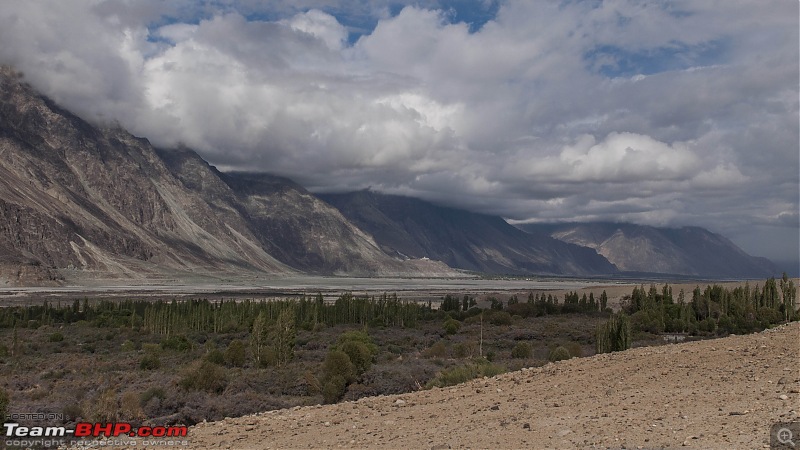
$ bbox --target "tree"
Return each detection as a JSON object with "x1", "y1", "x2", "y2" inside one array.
[
  {"x1": 250, "y1": 311, "x2": 269, "y2": 366},
  {"x1": 600, "y1": 290, "x2": 608, "y2": 311},
  {"x1": 595, "y1": 313, "x2": 631, "y2": 354},
  {"x1": 273, "y1": 308, "x2": 296, "y2": 367}
]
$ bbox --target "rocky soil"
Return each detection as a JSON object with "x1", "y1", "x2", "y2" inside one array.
[{"x1": 140, "y1": 322, "x2": 799, "y2": 449}]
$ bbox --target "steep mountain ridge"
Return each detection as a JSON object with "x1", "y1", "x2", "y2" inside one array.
[
  {"x1": 519, "y1": 222, "x2": 776, "y2": 278},
  {"x1": 319, "y1": 190, "x2": 617, "y2": 276},
  {"x1": 155, "y1": 148, "x2": 435, "y2": 275},
  {"x1": 0, "y1": 67, "x2": 291, "y2": 284}
]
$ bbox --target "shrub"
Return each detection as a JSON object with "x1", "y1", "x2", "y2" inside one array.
[
  {"x1": 140, "y1": 387, "x2": 166, "y2": 405},
  {"x1": 322, "y1": 375, "x2": 347, "y2": 404},
  {"x1": 322, "y1": 350, "x2": 356, "y2": 384},
  {"x1": 423, "y1": 341, "x2": 447, "y2": 359},
  {"x1": 443, "y1": 318, "x2": 461, "y2": 335},
  {"x1": 120, "y1": 391, "x2": 144, "y2": 421},
  {"x1": 205, "y1": 349, "x2": 225, "y2": 365},
  {"x1": 426, "y1": 360, "x2": 507, "y2": 388},
  {"x1": 548, "y1": 346, "x2": 571, "y2": 362},
  {"x1": 160, "y1": 335, "x2": 191, "y2": 352},
  {"x1": 510, "y1": 342, "x2": 532, "y2": 359},
  {"x1": 179, "y1": 361, "x2": 228, "y2": 393},
  {"x1": 121, "y1": 340, "x2": 136, "y2": 352},
  {"x1": 338, "y1": 340, "x2": 373, "y2": 375},
  {"x1": 139, "y1": 353, "x2": 161, "y2": 370},
  {"x1": 224, "y1": 339, "x2": 246, "y2": 367},
  {"x1": 48, "y1": 332, "x2": 64, "y2": 342},
  {"x1": 487, "y1": 310, "x2": 512, "y2": 326}
]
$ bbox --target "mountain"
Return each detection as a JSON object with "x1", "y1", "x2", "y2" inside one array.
[
  {"x1": 155, "y1": 148, "x2": 437, "y2": 276},
  {"x1": 0, "y1": 67, "x2": 292, "y2": 284},
  {"x1": 0, "y1": 67, "x2": 450, "y2": 285},
  {"x1": 318, "y1": 190, "x2": 617, "y2": 276},
  {"x1": 518, "y1": 222, "x2": 776, "y2": 278}
]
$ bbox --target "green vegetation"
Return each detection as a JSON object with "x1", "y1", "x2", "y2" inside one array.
[
  {"x1": 595, "y1": 313, "x2": 632, "y2": 354},
  {"x1": 510, "y1": 342, "x2": 532, "y2": 359},
  {"x1": 0, "y1": 277, "x2": 794, "y2": 429},
  {"x1": 548, "y1": 346, "x2": 572, "y2": 362},
  {"x1": 622, "y1": 274, "x2": 797, "y2": 337},
  {"x1": 426, "y1": 359, "x2": 506, "y2": 388}
]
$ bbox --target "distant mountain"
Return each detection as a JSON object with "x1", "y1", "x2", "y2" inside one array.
[
  {"x1": 0, "y1": 67, "x2": 448, "y2": 285},
  {"x1": 318, "y1": 190, "x2": 617, "y2": 276},
  {"x1": 1, "y1": 65, "x2": 772, "y2": 284},
  {"x1": 518, "y1": 222, "x2": 776, "y2": 278}
]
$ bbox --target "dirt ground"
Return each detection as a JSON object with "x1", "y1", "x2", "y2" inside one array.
[{"x1": 130, "y1": 321, "x2": 799, "y2": 450}]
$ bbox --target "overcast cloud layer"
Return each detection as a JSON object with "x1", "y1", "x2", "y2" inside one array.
[{"x1": 0, "y1": 0, "x2": 797, "y2": 263}]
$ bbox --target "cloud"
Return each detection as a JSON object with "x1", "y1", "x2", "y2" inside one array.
[{"x1": 0, "y1": 0, "x2": 796, "y2": 261}]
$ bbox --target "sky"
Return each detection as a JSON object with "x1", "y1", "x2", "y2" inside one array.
[{"x1": 0, "y1": 0, "x2": 798, "y2": 265}]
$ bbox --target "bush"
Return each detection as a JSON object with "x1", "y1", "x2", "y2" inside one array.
[
  {"x1": 179, "y1": 361, "x2": 228, "y2": 393},
  {"x1": 48, "y1": 332, "x2": 64, "y2": 342},
  {"x1": 139, "y1": 353, "x2": 161, "y2": 370},
  {"x1": 322, "y1": 350, "x2": 356, "y2": 385},
  {"x1": 160, "y1": 335, "x2": 191, "y2": 352},
  {"x1": 426, "y1": 360, "x2": 506, "y2": 388},
  {"x1": 140, "y1": 387, "x2": 166, "y2": 405},
  {"x1": 205, "y1": 349, "x2": 225, "y2": 365},
  {"x1": 510, "y1": 342, "x2": 532, "y2": 359},
  {"x1": 224, "y1": 340, "x2": 246, "y2": 367},
  {"x1": 548, "y1": 346, "x2": 571, "y2": 362},
  {"x1": 322, "y1": 375, "x2": 347, "y2": 404},
  {"x1": 338, "y1": 340, "x2": 373, "y2": 375},
  {"x1": 443, "y1": 318, "x2": 461, "y2": 335},
  {"x1": 423, "y1": 341, "x2": 447, "y2": 359},
  {"x1": 487, "y1": 310, "x2": 512, "y2": 326}
]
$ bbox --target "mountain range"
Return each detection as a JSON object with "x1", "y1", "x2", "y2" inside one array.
[{"x1": 0, "y1": 67, "x2": 777, "y2": 285}]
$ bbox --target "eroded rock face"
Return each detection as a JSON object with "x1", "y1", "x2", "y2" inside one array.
[{"x1": 0, "y1": 67, "x2": 289, "y2": 283}]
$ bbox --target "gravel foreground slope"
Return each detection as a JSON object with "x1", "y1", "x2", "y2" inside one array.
[{"x1": 158, "y1": 323, "x2": 799, "y2": 449}]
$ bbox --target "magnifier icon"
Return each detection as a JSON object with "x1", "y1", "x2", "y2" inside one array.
[{"x1": 778, "y1": 428, "x2": 796, "y2": 447}]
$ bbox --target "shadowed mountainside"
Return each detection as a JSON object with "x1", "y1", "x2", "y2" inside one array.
[{"x1": 319, "y1": 190, "x2": 617, "y2": 276}]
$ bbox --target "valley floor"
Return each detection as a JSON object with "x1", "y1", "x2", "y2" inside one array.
[{"x1": 137, "y1": 322, "x2": 799, "y2": 449}]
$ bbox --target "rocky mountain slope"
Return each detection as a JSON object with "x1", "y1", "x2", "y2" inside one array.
[
  {"x1": 519, "y1": 222, "x2": 776, "y2": 278},
  {"x1": 0, "y1": 67, "x2": 291, "y2": 284},
  {"x1": 142, "y1": 322, "x2": 799, "y2": 449},
  {"x1": 155, "y1": 148, "x2": 435, "y2": 276},
  {"x1": 319, "y1": 191, "x2": 617, "y2": 276},
  {"x1": 0, "y1": 68, "x2": 451, "y2": 284}
]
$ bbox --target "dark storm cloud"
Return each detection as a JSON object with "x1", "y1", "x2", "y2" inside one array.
[{"x1": 0, "y1": 0, "x2": 796, "y2": 261}]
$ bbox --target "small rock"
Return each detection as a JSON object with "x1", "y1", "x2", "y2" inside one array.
[
  {"x1": 490, "y1": 405, "x2": 500, "y2": 411},
  {"x1": 395, "y1": 399, "x2": 406, "y2": 406},
  {"x1": 324, "y1": 422, "x2": 331, "y2": 427},
  {"x1": 523, "y1": 423, "x2": 531, "y2": 430},
  {"x1": 780, "y1": 394, "x2": 789, "y2": 400},
  {"x1": 778, "y1": 377, "x2": 787, "y2": 385}
]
